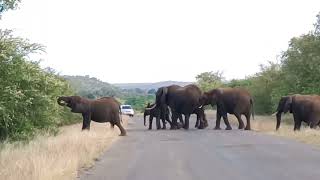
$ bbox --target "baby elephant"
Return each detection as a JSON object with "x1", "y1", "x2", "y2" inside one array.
[
  {"x1": 144, "y1": 103, "x2": 171, "y2": 130},
  {"x1": 57, "y1": 96, "x2": 126, "y2": 136}
]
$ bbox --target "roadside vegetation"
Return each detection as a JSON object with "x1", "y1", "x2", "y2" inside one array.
[
  {"x1": 0, "y1": 117, "x2": 128, "y2": 180},
  {"x1": 196, "y1": 12, "x2": 320, "y2": 115}
]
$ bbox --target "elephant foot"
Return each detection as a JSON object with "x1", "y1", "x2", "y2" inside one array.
[
  {"x1": 238, "y1": 124, "x2": 244, "y2": 129},
  {"x1": 170, "y1": 126, "x2": 178, "y2": 130},
  {"x1": 148, "y1": 127, "x2": 152, "y2": 130},
  {"x1": 244, "y1": 126, "x2": 251, "y2": 130},
  {"x1": 225, "y1": 126, "x2": 232, "y2": 130},
  {"x1": 119, "y1": 132, "x2": 127, "y2": 136},
  {"x1": 183, "y1": 126, "x2": 189, "y2": 130},
  {"x1": 214, "y1": 126, "x2": 222, "y2": 130},
  {"x1": 177, "y1": 122, "x2": 183, "y2": 129},
  {"x1": 162, "y1": 127, "x2": 166, "y2": 130}
]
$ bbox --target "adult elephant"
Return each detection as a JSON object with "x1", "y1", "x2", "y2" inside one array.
[
  {"x1": 275, "y1": 95, "x2": 320, "y2": 131},
  {"x1": 57, "y1": 96, "x2": 126, "y2": 136},
  {"x1": 200, "y1": 88, "x2": 254, "y2": 130},
  {"x1": 146, "y1": 84, "x2": 204, "y2": 129}
]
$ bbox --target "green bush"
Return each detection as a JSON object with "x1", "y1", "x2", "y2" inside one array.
[{"x1": 0, "y1": 30, "x2": 79, "y2": 141}]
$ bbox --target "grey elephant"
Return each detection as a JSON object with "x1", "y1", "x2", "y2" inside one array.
[
  {"x1": 200, "y1": 88, "x2": 254, "y2": 130},
  {"x1": 146, "y1": 84, "x2": 204, "y2": 130},
  {"x1": 275, "y1": 95, "x2": 320, "y2": 131},
  {"x1": 57, "y1": 96, "x2": 126, "y2": 136}
]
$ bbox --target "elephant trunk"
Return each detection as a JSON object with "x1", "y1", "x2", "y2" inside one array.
[
  {"x1": 57, "y1": 96, "x2": 67, "y2": 106},
  {"x1": 145, "y1": 103, "x2": 156, "y2": 110},
  {"x1": 276, "y1": 112, "x2": 282, "y2": 130},
  {"x1": 144, "y1": 113, "x2": 147, "y2": 126}
]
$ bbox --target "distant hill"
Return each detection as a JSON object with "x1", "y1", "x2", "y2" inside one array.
[
  {"x1": 114, "y1": 81, "x2": 194, "y2": 90},
  {"x1": 63, "y1": 75, "x2": 122, "y2": 98}
]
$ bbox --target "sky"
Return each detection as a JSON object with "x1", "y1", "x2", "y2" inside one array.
[{"x1": 0, "y1": 0, "x2": 319, "y2": 83}]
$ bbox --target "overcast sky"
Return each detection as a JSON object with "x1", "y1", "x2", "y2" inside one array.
[{"x1": 0, "y1": 0, "x2": 319, "y2": 83}]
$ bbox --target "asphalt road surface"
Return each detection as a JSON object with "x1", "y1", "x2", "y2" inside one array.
[{"x1": 80, "y1": 114, "x2": 320, "y2": 180}]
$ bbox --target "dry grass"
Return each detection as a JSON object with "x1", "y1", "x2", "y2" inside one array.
[
  {"x1": 0, "y1": 116, "x2": 128, "y2": 180},
  {"x1": 250, "y1": 116, "x2": 320, "y2": 147},
  {"x1": 209, "y1": 111, "x2": 320, "y2": 147}
]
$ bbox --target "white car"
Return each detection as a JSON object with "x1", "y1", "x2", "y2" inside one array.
[{"x1": 120, "y1": 105, "x2": 134, "y2": 117}]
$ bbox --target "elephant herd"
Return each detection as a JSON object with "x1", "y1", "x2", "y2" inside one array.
[
  {"x1": 144, "y1": 84, "x2": 254, "y2": 131},
  {"x1": 56, "y1": 85, "x2": 320, "y2": 136}
]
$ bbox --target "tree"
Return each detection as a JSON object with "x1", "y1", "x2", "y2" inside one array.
[
  {"x1": 314, "y1": 12, "x2": 320, "y2": 35},
  {"x1": 0, "y1": 30, "x2": 79, "y2": 140},
  {"x1": 196, "y1": 71, "x2": 224, "y2": 91},
  {"x1": 147, "y1": 89, "x2": 156, "y2": 94},
  {"x1": 0, "y1": 0, "x2": 21, "y2": 17}
]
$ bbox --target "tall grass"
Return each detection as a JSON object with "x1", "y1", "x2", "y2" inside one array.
[
  {"x1": 204, "y1": 110, "x2": 320, "y2": 147},
  {"x1": 0, "y1": 117, "x2": 128, "y2": 180}
]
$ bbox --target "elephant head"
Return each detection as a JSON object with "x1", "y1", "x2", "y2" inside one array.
[
  {"x1": 57, "y1": 96, "x2": 89, "y2": 113},
  {"x1": 275, "y1": 96, "x2": 292, "y2": 130},
  {"x1": 155, "y1": 87, "x2": 168, "y2": 107},
  {"x1": 200, "y1": 89, "x2": 223, "y2": 106},
  {"x1": 145, "y1": 87, "x2": 168, "y2": 111}
]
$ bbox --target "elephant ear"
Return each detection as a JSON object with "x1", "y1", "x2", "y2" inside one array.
[
  {"x1": 283, "y1": 96, "x2": 292, "y2": 113},
  {"x1": 160, "y1": 87, "x2": 168, "y2": 105}
]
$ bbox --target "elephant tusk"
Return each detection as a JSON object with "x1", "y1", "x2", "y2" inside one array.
[
  {"x1": 145, "y1": 104, "x2": 157, "y2": 110},
  {"x1": 198, "y1": 105, "x2": 203, "y2": 109},
  {"x1": 271, "y1": 112, "x2": 277, "y2": 116}
]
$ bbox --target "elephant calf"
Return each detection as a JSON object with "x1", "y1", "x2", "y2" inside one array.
[
  {"x1": 57, "y1": 96, "x2": 126, "y2": 136},
  {"x1": 144, "y1": 103, "x2": 172, "y2": 130}
]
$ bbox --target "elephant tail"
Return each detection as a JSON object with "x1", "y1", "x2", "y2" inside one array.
[
  {"x1": 250, "y1": 98, "x2": 255, "y2": 120},
  {"x1": 119, "y1": 105, "x2": 123, "y2": 123}
]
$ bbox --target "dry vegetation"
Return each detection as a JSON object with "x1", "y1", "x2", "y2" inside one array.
[
  {"x1": 218, "y1": 111, "x2": 320, "y2": 147},
  {"x1": 0, "y1": 116, "x2": 128, "y2": 180}
]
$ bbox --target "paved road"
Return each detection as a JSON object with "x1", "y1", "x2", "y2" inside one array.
[{"x1": 80, "y1": 115, "x2": 320, "y2": 180}]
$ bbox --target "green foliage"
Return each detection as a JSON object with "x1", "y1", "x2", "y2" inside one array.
[
  {"x1": 0, "y1": 30, "x2": 79, "y2": 141},
  {"x1": 124, "y1": 95, "x2": 155, "y2": 112},
  {"x1": 196, "y1": 71, "x2": 224, "y2": 92},
  {"x1": 64, "y1": 75, "x2": 121, "y2": 98},
  {"x1": 0, "y1": 0, "x2": 20, "y2": 17}
]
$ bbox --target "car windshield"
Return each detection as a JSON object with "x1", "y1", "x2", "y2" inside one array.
[{"x1": 122, "y1": 105, "x2": 132, "y2": 109}]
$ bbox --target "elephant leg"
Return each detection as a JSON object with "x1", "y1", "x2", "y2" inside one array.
[
  {"x1": 293, "y1": 114, "x2": 301, "y2": 131},
  {"x1": 171, "y1": 112, "x2": 179, "y2": 129},
  {"x1": 184, "y1": 114, "x2": 190, "y2": 130},
  {"x1": 234, "y1": 113, "x2": 245, "y2": 129},
  {"x1": 214, "y1": 112, "x2": 222, "y2": 130},
  {"x1": 195, "y1": 114, "x2": 200, "y2": 128},
  {"x1": 309, "y1": 117, "x2": 319, "y2": 129},
  {"x1": 244, "y1": 112, "x2": 251, "y2": 130},
  {"x1": 156, "y1": 115, "x2": 161, "y2": 130},
  {"x1": 115, "y1": 120, "x2": 127, "y2": 136},
  {"x1": 82, "y1": 113, "x2": 91, "y2": 130},
  {"x1": 161, "y1": 118, "x2": 166, "y2": 129},
  {"x1": 110, "y1": 122, "x2": 115, "y2": 129},
  {"x1": 165, "y1": 114, "x2": 173, "y2": 127},
  {"x1": 148, "y1": 116, "x2": 153, "y2": 130},
  {"x1": 178, "y1": 114, "x2": 184, "y2": 127},
  {"x1": 222, "y1": 114, "x2": 232, "y2": 130},
  {"x1": 294, "y1": 121, "x2": 302, "y2": 131}
]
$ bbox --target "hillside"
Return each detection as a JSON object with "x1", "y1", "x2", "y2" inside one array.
[
  {"x1": 114, "y1": 81, "x2": 194, "y2": 90},
  {"x1": 63, "y1": 75, "x2": 122, "y2": 98}
]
